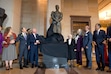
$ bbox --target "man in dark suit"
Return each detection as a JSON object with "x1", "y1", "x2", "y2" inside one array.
[
  {"x1": 28, "y1": 28, "x2": 40, "y2": 68},
  {"x1": 107, "y1": 24, "x2": 111, "y2": 72},
  {"x1": 83, "y1": 25, "x2": 93, "y2": 69},
  {"x1": 93, "y1": 23, "x2": 106, "y2": 71},
  {"x1": 16, "y1": 27, "x2": 28, "y2": 69}
]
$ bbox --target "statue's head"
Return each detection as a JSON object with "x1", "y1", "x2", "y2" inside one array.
[{"x1": 55, "y1": 5, "x2": 59, "y2": 11}]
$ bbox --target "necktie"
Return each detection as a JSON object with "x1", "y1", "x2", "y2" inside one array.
[{"x1": 24, "y1": 33, "x2": 27, "y2": 40}]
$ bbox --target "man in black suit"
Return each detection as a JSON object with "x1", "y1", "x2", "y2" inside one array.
[
  {"x1": 16, "y1": 27, "x2": 28, "y2": 69},
  {"x1": 93, "y1": 23, "x2": 106, "y2": 71},
  {"x1": 28, "y1": 28, "x2": 40, "y2": 68},
  {"x1": 107, "y1": 24, "x2": 111, "y2": 72}
]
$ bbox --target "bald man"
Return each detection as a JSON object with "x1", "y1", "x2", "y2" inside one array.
[{"x1": 28, "y1": 28, "x2": 40, "y2": 68}]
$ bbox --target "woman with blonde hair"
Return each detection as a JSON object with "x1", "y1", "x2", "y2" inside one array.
[
  {"x1": 74, "y1": 29, "x2": 83, "y2": 67},
  {"x1": 2, "y1": 27, "x2": 17, "y2": 70},
  {"x1": 66, "y1": 34, "x2": 76, "y2": 67}
]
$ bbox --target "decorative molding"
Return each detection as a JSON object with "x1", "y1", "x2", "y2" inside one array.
[{"x1": 98, "y1": 0, "x2": 111, "y2": 10}]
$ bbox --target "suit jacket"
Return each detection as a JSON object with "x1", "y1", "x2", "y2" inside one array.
[
  {"x1": 107, "y1": 26, "x2": 111, "y2": 38},
  {"x1": 66, "y1": 38, "x2": 75, "y2": 49},
  {"x1": 75, "y1": 35, "x2": 83, "y2": 52},
  {"x1": 16, "y1": 33, "x2": 28, "y2": 50},
  {"x1": 93, "y1": 30, "x2": 106, "y2": 45},
  {"x1": 28, "y1": 33, "x2": 39, "y2": 46},
  {"x1": 83, "y1": 31, "x2": 93, "y2": 48}
]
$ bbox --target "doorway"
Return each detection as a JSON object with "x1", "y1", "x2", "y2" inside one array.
[
  {"x1": 70, "y1": 15, "x2": 91, "y2": 36},
  {"x1": 72, "y1": 22, "x2": 88, "y2": 35}
]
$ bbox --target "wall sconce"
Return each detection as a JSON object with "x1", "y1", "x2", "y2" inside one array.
[{"x1": 104, "y1": 12, "x2": 111, "y2": 20}]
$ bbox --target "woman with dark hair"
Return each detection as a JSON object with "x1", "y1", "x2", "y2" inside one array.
[
  {"x1": 2, "y1": 27, "x2": 17, "y2": 70},
  {"x1": 0, "y1": 26, "x2": 4, "y2": 55}
]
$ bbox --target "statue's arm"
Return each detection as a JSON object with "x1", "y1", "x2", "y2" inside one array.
[
  {"x1": 0, "y1": 8, "x2": 5, "y2": 17},
  {"x1": 58, "y1": 12, "x2": 63, "y2": 22},
  {"x1": 51, "y1": 11, "x2": 58, "y2": 22}
]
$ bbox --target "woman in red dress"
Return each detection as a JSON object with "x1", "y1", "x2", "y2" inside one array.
[{"x1": 2, "y1": 27, "x2": 17, "y2": 70}]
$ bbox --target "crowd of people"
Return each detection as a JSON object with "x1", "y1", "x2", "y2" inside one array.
[
  {"x1": 67, "y1": 24, "x2": 111, "y2": 73},
  {"x1": 0, "y1": 27, "x2": 40, "y2": 70},
  {"x1": 0, "y1": 23, "x2": 111, "y2": 73}
]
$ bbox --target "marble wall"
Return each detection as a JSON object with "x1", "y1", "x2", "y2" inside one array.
[
  {"x1": 0, "y1": 0, "x2": 21, "y2": 35},
  {"x1": 21, "y1": 0, "x2": 47, "y2": 35},
  {"x1": 61, "y1": 0, "x2": 99, "y2": 40},
  {"x1": 0, "y1": 0, "x2": 99, "y2": 39}
]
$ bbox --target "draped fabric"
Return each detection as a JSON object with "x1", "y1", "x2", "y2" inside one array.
[{"x1": 40, "y1": 43, "x2": 68, "y2": 58}]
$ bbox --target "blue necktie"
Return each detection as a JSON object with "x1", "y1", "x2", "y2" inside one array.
[{"x1": 24, "y1": 34, "x2": 27, "y2": 40}]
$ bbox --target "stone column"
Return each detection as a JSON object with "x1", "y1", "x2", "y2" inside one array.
[
  {"x1": 46, "y1": 0, "x2": 61, "y2": 30},
  {"x1": 0, "y1": 0, "x2": 22, "y2": 35}
]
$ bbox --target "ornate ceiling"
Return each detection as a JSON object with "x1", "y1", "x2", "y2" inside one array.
[{"x1": 98, "y1": 0, "x2": 111, "y2": 20}]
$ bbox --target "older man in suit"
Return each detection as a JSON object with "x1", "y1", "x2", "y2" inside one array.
[
  {"x1": 28, "y1": 28, "x2": 40, "y2": 68},
  {"x1": 16, "y1": 27, "x2": 28, "y2": 69},
  {"x1": 83, "y1": 25, "x2": 93, "y2": 69},
  {"x1": 107, "y1": 25, "x2": 111, "y2": 72},
  {"x1": 93, "y1": 23, "x2": 106, "y2": 71}
]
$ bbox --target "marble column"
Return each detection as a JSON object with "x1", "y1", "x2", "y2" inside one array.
[{"x1": 0, "y1": 0, "x2": 22, "y2": 35}]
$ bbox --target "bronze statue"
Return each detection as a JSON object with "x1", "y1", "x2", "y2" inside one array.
[
  {"x1": 51, "y1": 5, "x2": 63, "y2": 34},
  {"x1": 0, "y1": 8, "x2": 7, "y2": 27}
]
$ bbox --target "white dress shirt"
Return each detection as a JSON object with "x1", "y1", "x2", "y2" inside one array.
[
  {"x1": 33, "y1": 33, "x2": 36, "y2": 39},
  {"x1": 75, "y1": 35, "x2": 79, "y2": 44},
  {"x1": 68, "y1": 38, "x2": 72, "y2": 45},
  {"x1": 97, "y1": 29, "x2": 100, "y2": 35}
]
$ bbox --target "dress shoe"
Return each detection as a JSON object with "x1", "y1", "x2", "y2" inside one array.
[
  {"x1": 31, "y1": 64, "x2": 34, "y2": 68},
  {"x1": 78, "y1": 65, "x2": 82, "y2": 68},
  {"x1": 107, "y1": 69, "x2": 111, "y2": 72},
  {"x1": 10, "y1": 67, "x2": 13, "y2": 70},
  {"x1": 75, "y1": 64, "x2": 79, "y2": 67},
  {"x1": 35, "y1": 65, "x2": 38, "y2": 67},
  {"x1": 9, "y1": 66, "x2": 13, "y2": 70},
  {"x1": 6, "y1": 67, "x2": 9, "y2": 70},
  {"x1": 23, "y1": 65, "x2": 28, "y2": 68},
  {"x1": 83, "y1": 66, "x2": 88, "y2": 68},
  {"x1": 20, "y1": 66, "x2": 23, "y2": 69},
  {"x1": 100, "y1": 68, "x2": 104, "y2": 71},
  {"x1": 87, "y1": 67, "x2": 92, "y2": 69},
  {"x1": 96, "y1": 67, "x2": 100, "y2": 70}
]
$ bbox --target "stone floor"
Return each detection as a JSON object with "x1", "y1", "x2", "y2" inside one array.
[{"x1": 0, "y1": 61, "x2": 110, "y2": 74}]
